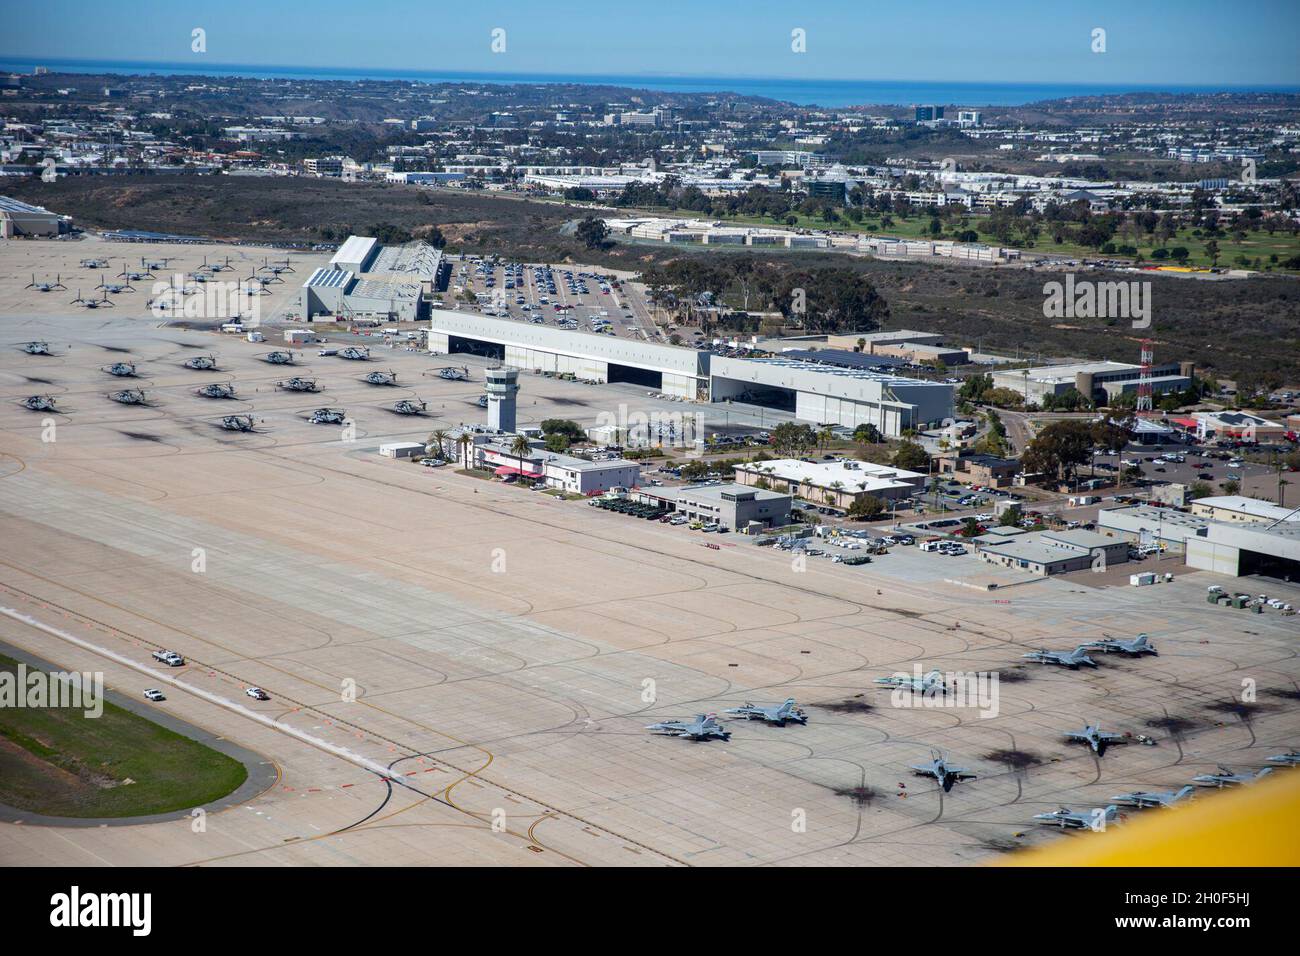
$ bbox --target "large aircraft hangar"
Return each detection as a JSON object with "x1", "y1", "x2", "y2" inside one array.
[
  {"x1": 427, "y1": 309, "x2": 708, "y2": 398},
  {"x1": 709, "y1": 355, "x2": 955, "y2": 437}
]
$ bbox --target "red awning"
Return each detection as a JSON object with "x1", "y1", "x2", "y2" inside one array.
[{"x1": 494, "y1": 465, "x2": 541, "y2": 477}]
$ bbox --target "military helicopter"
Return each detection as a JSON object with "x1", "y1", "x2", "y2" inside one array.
[
  {"x1": 259, "y1": 256, "x2": 294, "y2": 277},
  {"x1": 276, "y1": 377, "x2": 319, "y2": 392},
  {"x1": 97, "y1": 277, "x2": 135, "y2": 294},
  {"x1": 201, "y1": 255, "x2": 233, "y2": 273},
  {"x1": 20, "y1": 341, "x2": 51, "y2": 355},
  {"x1": 337, "y1": 346, "x2": 370, "y2": 361},
  {"x1": 196, "y1": 382, "x2": 237, "y2": 399},
  {"x1": 103, "y1": 361, "x2": 138, "y2": 377},
  {"x1": 182, "y1": 354, "x2": 219, "y2": 371},
  {"x1": 108, "y1": 389, "x2": 149, "y2": 406},
  {"x1": 362, "y1": 369, "x2": 399, "y2": 386},
  {"x1": 22, "y1": 395, "x2": 58, "y2": 412},
  {"x1": 391, "y1": 397, "x2": 428, "y2": 416},
  {"x1": 477, "y1": 394, "x2": 490, "y2": 408},
  {"x1": 71, "y1": 289, "x2": 115, "y2": 309},
  {"x1": 118, "y1": 266, "x2": 151, "y2": 282},
  {"x1": 309, "y1": 408, "x2": 348, "y2": 425},
  {"x1": 143, "y1": 256, "x2": 173, "y2": 272},
  {"x1": 242, "y1": 274, "x2": 272, "y2": 295},
  {"x1": 435, "y1": 366, "x2": 469, "y2": 381},
  {"x1": 263, "y1": 350, "x2": 296, "y2": 365},
  {"x1": 220, "y1": 415, "x2": 257, "y2": 432},
  {"x1": 80, "y1": 257, "x2": 109, "y2": 269},
  {"x1": 25, "y1": 274, "x2": 66, "y2": 292}
]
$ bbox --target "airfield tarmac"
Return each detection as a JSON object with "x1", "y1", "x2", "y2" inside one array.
[{"x1": 1, "y1": 240, "x2": 1299, "y2": 867}]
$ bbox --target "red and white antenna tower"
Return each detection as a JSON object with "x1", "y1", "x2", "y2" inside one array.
[{"x1": 1136, "y1": 339, "x2": 1154, "y2": 415}]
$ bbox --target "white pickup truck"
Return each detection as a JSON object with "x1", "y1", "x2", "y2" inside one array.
[{"x1": 151, "y1": 649, "x2": 185, "y2": 666}]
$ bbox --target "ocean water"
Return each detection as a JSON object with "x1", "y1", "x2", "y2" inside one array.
[{"x1": 4, "y1": 57, "x2": 1295, "y2": 107}]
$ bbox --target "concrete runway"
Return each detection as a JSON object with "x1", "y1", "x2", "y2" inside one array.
[{"x1": 1, "y1": 239, "x2": 1298, "y2": 867}]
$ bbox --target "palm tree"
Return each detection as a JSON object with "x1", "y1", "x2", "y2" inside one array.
[
  {"x1": 818, "y1": 426, "x2": 835, "y2": 451},
  {"x1": 456, "y1": 432, "x2": 472, "y2": 469},
  {"x1": 510, "y1": 434, "x2": 532, "y2": 482},
  {"x1": 426, "y1": 428, "x2": 449, "y2": 460}
]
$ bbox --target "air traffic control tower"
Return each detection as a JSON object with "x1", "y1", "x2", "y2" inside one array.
[{"x1": 485, "y1": 366, "x2": 519, "y2": 432}]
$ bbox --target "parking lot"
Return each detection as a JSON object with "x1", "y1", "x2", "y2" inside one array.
[{"x1": 445, "y1": 254, "x2": 664, "y2": 342}]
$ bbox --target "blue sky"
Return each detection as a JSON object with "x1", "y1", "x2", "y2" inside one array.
[{"x1": 3, "y1": 0, "x2": 1297, "y2": 86}]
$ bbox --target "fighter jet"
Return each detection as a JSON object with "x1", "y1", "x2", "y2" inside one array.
[
  {"x1": 724, "y1": 698, "x2": 807, "y2": 726},
  {"x1": 337, "y1": 346, "x2": 370, "y2": 361},
  {"x1": 182, "y1": 354, "x2": 219, "y2": 371},
  {"x1": 1086, "y1": 633, "x2": 1158, "y2": 657},
  {"x1": 1266, "y1": 750, "x2": 1300, "y2": 767},
  {"x1": 103, "y1": 362, "x2": 138, "y2": 377},
  {"x1": 1033, "y1": 806, "x2": 1120, "y2": 830},
  {"x1": 362, "y1": 369, "x2": 399, "y2": 386},
  {"x1": 645, "y1": 714, "x2": 731, "y2": 741},
  {"x1": 25, "y1": 274, "x2": 66, "y2": 292},
  {"x1": 220, "y1": 415, "x2": 257, "y2": 432},
  {"x1": 276, "y1": 377, "x2": 319, "y2": 392},
  {"x1": 22, "y1": 395, "x2": 57, "y2": 412},
  {"x1": 20, "y1": 341, "x2": 51, "y2": 355},
  {"x1": 108, "y1": 389, "x2": 148, "y2": 406},
  {"x1": 264, "y1": 351, "x2": 296, "y2": 365},
  {"x1": 1064, "y1": 723, "x2": 1130, "y2": 757},
  {"x1": 909, "y1": 750, "x2": 977, "y2": 792},
  {"x1": 309, "y1": 408, "x2": 347, "y2": 425},
  {"x1": 1192, "y1": 766, "x2": 1275, "y2": 788},
  {"x1": 196, "y1": 383, "x2": 237, "y2": 399},
  {"x1": 875, "y1": 668, "x2": 949, "y2": 695},
  {"x1": 1022, "y1": 645, "x2": 1099, "y2": 669},
  {"x1": 392, "y1": 398, "x2": 427, "y2": 415},
  {"x1": 1110, "y1": 786, "x2": 1196, "y2": 809}
]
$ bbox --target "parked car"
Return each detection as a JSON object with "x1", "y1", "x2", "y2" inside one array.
[
  {"x1": 143, "y1": 688, "x2": 166, "y2": 702},
  {"x1": 245, "y1": 687, "x2": 270, "y2": 701}
]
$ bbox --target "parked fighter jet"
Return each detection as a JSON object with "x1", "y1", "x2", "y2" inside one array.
[
  {"x1": 337, "y1": 346, "x2": 370, "y2": 360},
  {"x1": 220, "y1": 415, "x2": 257, "y2": 432},
  {"x1": 22, "y1": 395, "x2": 57, "y2": 412},
  {"x1": 25, "y1": 274, "x2": 66, "y2": 292},
  {"x1": 276, "y1": 377, "x2": 318, "y2": 392},
  {"x1": 1109, "y1": 786, "x2": 1196, "y2": 809},
  {"x1": 309, "y1": 408, "x2": 347, "y2": 425},
  {"x1": 1064, "y1": 723, "x2": 1130, "y2": 757},
  {"x1": 1086, "y1": 633, "x2": 1157, "y2": 657},
  {"x1": 103, "y1": 362, "x2": 137, "y2": 377},
  {"x1": 108, "y1": 389, "x2": 148, "y2": 405},
  {"x1": 182, "y1": 354, "x2": 219, "y2": 371},
  {"x1": 264, "y1": 350, "x2": 296, "y2": 365},
  {"x1": 875, "y1": 668, "x2": 948, "y2": 695},
  {"x1": 1192, "y1": 766, "x2": 1274, "y2": 788},
  {"x1": 645, "y1": 714, "x2": 731, "y2": 741},
  {"x1": 724, "y1": 698, "x2": 807, "y2": 726},
  {"x1": 391, "y1": 398, "x2": 427, "y2": 415},
  {"x1": 1266, "y1": 750, "x2": 1300, "y2": 767},
  {"x1": 20, "y1": 341, "x2": 51, "y2": 355},
  {"x1": 196, "y1": 383, "x2": 237, "y2": 399},
  {"x1": 362, "y1": 369, "x2": 399, "y2": 386},
  {"x1": 1022, "y1": 645, "x2": 1099, "y2": 669},
  {"x1": 910, "y1": 751, "x2": 977, "y2": 792},
  {"x1": 1033, "y1": 805, "x2": 1120, "y2": 830}
]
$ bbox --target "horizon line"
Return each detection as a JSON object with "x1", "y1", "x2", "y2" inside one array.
[{"x1": 3, "y1": 55, "x2": 1298, "y2": 93}]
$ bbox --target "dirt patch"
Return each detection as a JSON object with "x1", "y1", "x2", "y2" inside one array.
[
  {"x1": 1145, "y1": 715, "x2": 1200, "y2": 739},
  {"x1": 119, "y1": 431, "x2": 164, "y2": 443},
  {"x1": 833, "y1": 784, "x2": 879, "y2": 806},
  {"x1": 982, "y1": 748, "x2": 1043, "y2": 770},
  {"x1": 814, "y1": 697, "x2": 873, "y2": 715}
]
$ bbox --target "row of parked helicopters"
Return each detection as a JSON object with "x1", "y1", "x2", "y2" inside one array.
[{"x1": 24, "y1": 256, "x2": 298, "y2": 307}]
